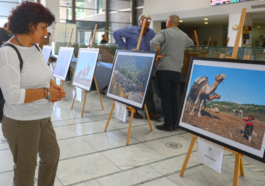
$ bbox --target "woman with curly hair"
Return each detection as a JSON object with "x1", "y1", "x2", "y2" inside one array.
[{"x1": 0, "y1": 2, "x2": 65, "y2": 186}]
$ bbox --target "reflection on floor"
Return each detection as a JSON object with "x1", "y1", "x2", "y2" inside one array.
[{"x1": 0, "y1": 81, "x2": 265, "y2": 186}]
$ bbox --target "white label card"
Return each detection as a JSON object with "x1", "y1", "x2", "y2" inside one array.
[
  {"x1": 115, "y1": 101, "x2": 127, "y2": 122},
  {"x1": 76, "y1": 87, "x2": 83, "y2": 102},
  {"x1": 197, "y1": 137, "x2": 224, "y2": 174}
]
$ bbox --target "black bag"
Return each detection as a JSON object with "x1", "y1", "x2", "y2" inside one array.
[{"x1": 0, "y1": 43, "x2": 40, "y2": 122}]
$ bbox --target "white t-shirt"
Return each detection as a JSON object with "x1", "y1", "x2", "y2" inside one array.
[{"x1": 0, "y1": 42, "x2": 53, "y2": 121}]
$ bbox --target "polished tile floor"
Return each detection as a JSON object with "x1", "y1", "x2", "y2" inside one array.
[{"x1": 0, "y1": 82, "x2": 265, "y2": 186}]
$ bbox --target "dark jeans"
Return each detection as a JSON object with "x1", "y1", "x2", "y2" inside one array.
[{"x1": 157, "y1": 70, "x2": 181, "y2": 128}]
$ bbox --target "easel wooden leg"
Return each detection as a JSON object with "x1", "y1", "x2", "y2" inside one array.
[
  {"x1": 126, "y1": 108, "x2": 135, "y2": 146},
  {"x1": 180, "y1": 135, "x2": 198, "y2": 177},
  {"x1": 105, "y1": 102, "x2": 115, "y2": 132},
  {"x1": 94, "y1": 76, "x2": 104, "y2": 110},
  {"x1": 233, "y1": 153, "x2": 241, "y2": 186},
  {"x1": 144, "y1": 104, "x2": 153, "y2": 131},
  {"x1": 81, "y1": 91, "x2": 88, "y2": 117},
  {"x1": 239, "y1": 154, "x2": 245, "y2": 177},
  {"x1": 70, "y1": 66, "x2": 74, "y2": 76},
  {"x1": 71, "y1": 90, "x2": 77, "y2": 109}
]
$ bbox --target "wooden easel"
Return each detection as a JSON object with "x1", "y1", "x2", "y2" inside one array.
[
  {"x1": 207, "y1": 37, "x2": 211, "y2": 46},
  {"x1": 71, "y1": 24, "x2": 104, "y2": 117},
  {"x1": 194, "y1": 30, "x2": 199, "y2": 46},
  {"x1": 104, "y1": 20, "x2": 154, "y2": 145},
  {"x1": 180, "y1": 8, "x2": 247, "y2": 186}
]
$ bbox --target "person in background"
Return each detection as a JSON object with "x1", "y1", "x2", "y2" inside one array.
[
  {"x1": 262, "y1": 39, "x2": 265, "y2": 47},
  {"x1": 0, "y1": 2, "x2": 65, "y2": 186},
  {"x1": 0, "y1": 22, "x2": 12, "y2": 46},
  {"x1": 151, "y1": 15, "x2": 194, "y2": 131},
  {"x1": 113, "y1": 14, "x2": 161, "y2": 121},
  {"x1": 100, "y1": 33, "x2": 108, "y2": 43}
]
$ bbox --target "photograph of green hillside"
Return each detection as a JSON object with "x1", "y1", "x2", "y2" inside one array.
[{"x1": 107, "y1": 52, "x2": 155, "y2": 108}]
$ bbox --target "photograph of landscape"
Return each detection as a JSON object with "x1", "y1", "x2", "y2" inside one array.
[
  {"x1": 107, "y1": 52, "x2": 155, "y2": 108},
  {"x1": 72, "y1": 50, "x2": 98, "y2": 91},
  {"x1": 54, "y1": 48, "x2": 74, "y2": 80},
  {"x1": 180, "y1": 63, "x2": 265, "y2": 152}
]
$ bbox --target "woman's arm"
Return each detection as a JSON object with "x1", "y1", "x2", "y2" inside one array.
[{"x1": 24, "y1": 88, "x2": 61, "y2": 103}]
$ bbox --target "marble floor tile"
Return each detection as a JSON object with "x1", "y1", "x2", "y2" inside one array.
[
  {"x1": 167, "y1": 165, "x2": 254, "y2": 186},
  {"x1": 82, "y1": 130, "x2": 139, "y2": 151},
  {"x1": 106, "y1": 118, "x2": 149, "y2": 130},
  {"x1": 73, "y1": 180, "x2": 102, "y2": 186},
  {"x1": 67, "y1": 120, "x2": 116, "y2": 136},
  {"x1": 222, "y1": 155, "x2": 265, "y2": 185},
  {"x1": 51, "y1": 104, "x2": 80, "y2": 121},
  {"x1": 54, "y1": 126, "x2": 79, "y2": 140},
  {"x1": 144, "y1": 135, "x2": 198, "y2": 158},
  {"x1": 52, "y1": 114, "x2": 111, "y2": 128},
  {"x1": 0, "y1": 149, "x2": 13, "y2": 173},
  {"x1": 0, "y1": 130, "x2": 9, "y2": 150},
  {"x1": 56, "y1": 153, "x2": 120, "y2": 185},
  {"x1": 97, "y1": 166, "x2": 162, "y2": 186},
  {"x1": 0, "y1": 167, "x2": 63, "y2": 186},
  {"x1": 58, "y1": 137, "x2": 97, "y2": 160},
  {"x1": 149, "y1": 152, "x2": 201, "y2": 175},
  {"x1": 101, "y1": 144, "x2": 166, "y2": 170},
  {"x1": 138, "y1": 177, "x2": 179, "y2": 186},
  {"x1": 119, "y1": 125, "x2": 183, "y2": 142}
]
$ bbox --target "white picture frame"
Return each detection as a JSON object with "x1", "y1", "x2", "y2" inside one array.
[
  {"x1": 53, "y1": 47, "x2": 74, "y2": 81},
  {"x1": 72, "y1": 48, "x2": 99, "y2": 91},
  {"x1": 106, "y1": 50, "x2": 156, "y2": 109},
  {"x1": 178, "y1": 57, "x2": 265, "y2": 162},
  {"x1": 42, "y1": 45, "x2": 52, "y2": 64}
]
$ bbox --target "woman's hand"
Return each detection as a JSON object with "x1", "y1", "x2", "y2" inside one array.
[
  {"x1": 48, "y1": 87, "x2": 61, "y2": 101},
  {"x1": 50, "y1": 79, "x2": 66, "y2": 102}
]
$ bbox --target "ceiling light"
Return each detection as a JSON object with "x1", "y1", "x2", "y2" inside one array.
[
  {"x1": 257, "y1": 26, "x2": 261, "y2": 28},
  {"x1": 205, "y1": 22, "x2": 208, "y2": 24},
  {"x1": 179, "y1": 20, "x2": 183, "y2": 22},
  {"x1": 204, "y1": 18, "x2": 208, "y2": 20}
]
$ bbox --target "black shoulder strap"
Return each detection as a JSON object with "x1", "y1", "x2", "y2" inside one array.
[
  {"x1": 1, "y1": 43, "x2": 23, "y2": 72},
  {"x1": 32, "y1": 43, "x2": 41, "y2": 52}
]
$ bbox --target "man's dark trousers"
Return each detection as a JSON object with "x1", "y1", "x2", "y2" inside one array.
[
  {"x1": 144, "y1": 82, "x2": 156, "y2": 114},
  {"x1": 157, "y1": 70, "x2": 181, "y2": 128}
]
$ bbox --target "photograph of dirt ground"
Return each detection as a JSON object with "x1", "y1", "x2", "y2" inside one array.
[
  {"x1": 108, "y1": 54, "x2": 153, "y2": 104},
  {"x1": 181, "y1": 64, "x2": 265, "y2": 150},
  {"x1": 73, "y1": 51, "x2": 98, "y2": 90}
]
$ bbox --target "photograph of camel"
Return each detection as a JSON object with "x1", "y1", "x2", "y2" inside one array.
[
  {"x1": 72, "y1": 48, "x2": 99, "y2": 91},
  {"x1": 179, "y1": 58, "x2": 265, "y2": 161},
  {"x1": 42, "y1": 45, "x2": 52, "y2": 64},
  {"x1": 53, "y1": 47, "x2": 74, "y2": 80},
  {"x1": 107, "y1": 50, "x2": 156, "y2": 109}
]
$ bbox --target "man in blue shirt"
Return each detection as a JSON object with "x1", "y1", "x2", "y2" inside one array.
[{"x1": 113, "y1": 14, "x2": 161, "y2": 120}]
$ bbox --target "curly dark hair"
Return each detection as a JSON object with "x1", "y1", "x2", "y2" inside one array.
[{"x1": 8, "y1": 2, "x2": 55, "y2": 35}]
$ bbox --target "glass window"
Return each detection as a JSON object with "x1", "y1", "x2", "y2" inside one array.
[
  {"x1": 60, "y1": 0, "x2": 72, "y2": 21},
  {"x1": 75, "y1": 0, "x2": 106, "y2": 22}
]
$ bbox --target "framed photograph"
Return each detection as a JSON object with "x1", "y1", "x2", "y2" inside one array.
[
  {"x1": 106, "y1": 50, "x2": 156, "y2": 110},
  {"x1": 42, "y1": 45, "x2": 52, "y2": 64},
  {"x1": 72, "y1": 48, "x2": 99, "y2": 91},
  {"x1": 53, "y1": 47, "x2": 74, "y2": 81},
  {"x1": 178, "y1": 57, "x2": 265, "y2": 162}
]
